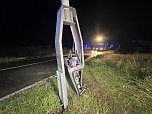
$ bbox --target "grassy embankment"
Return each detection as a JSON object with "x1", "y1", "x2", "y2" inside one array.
[
  {"x1": 0, "y1": 51, "x2": 152, "y2": 114},
  {"x1": 66, "y1": 52, "x2": 152, "y2": 114},
  {"x1": 0, "y1": 57, "x2": 27, "y2": 64},
  {"x1": 0, "y1": 49, "x2": 69, "y2": 65},
  {"x1": 0, "y1": 79, "x2": 62, "y2": 114}
]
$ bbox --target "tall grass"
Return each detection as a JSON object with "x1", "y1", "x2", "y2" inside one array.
[
  {"x1": 64, "y1": 52, "x2": 152, "y2": 114},
  {"x1": 96, "y1": 52, "x2": 152, "y2": 80}
]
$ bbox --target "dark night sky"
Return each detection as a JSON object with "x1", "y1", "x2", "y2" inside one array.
[{"x1": 0, "y1": 0, "x2": 152, "y2": 47}]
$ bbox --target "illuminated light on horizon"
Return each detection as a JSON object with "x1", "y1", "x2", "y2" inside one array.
[{"x1": 96, "y1": 35, "x2": 104, "y2": 42}]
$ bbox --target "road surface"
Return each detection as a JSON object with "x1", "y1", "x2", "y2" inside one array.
[{"x1": 0, "y1": 52, "x2": 95, "y2": 98}]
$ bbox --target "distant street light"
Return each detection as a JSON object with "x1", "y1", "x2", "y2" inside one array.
[
  {"x1": 96, "y1": 35, "x2": 104, "y2": 43},
  {"x1": 96, "y1": 36, "x2": 103, "y2": 42}
]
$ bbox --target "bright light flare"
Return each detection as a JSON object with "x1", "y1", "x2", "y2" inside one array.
[{"x1": 96, "y1": 35, "x2": 104, "y2": 42}]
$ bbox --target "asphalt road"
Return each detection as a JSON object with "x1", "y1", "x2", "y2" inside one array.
[
  {"x1": 0, "y1": 56, "x2": 57, "y2": 98},
  {"x1": 0, "y1": 53, "x2": 93, "y2": 98}
]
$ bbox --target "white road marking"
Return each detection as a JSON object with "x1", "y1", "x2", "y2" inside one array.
[
  {"x1": 0, "y1": 53, "x2": 90, "y2": 72},
  {"x1": 0, "y1": 75, "x2": 56, "y2": 102},
  {"x1": 0, "y1": 59, "x2": 56, "y2": 72}
]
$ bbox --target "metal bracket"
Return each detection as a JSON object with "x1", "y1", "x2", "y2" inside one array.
[
  {"x1": 55, "y1": 3, "x2": 85, "y2": 109},
  {"x1": 62, "y1": 5, "x2": 75, "y2": 26}
]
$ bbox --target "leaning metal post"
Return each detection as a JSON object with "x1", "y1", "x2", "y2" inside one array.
[{"x1": 55, "y1": 0, "x2": 85, "y2": 109}]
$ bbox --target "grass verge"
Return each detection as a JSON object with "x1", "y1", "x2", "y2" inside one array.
[
  {"x1": 65, "y1": 52, "x2": 152, "y2": 114},
  {"x1": 0, "y1": 78, "x2": 61, "y2": 114},
  {"x1": 0, "y1": 57, "x2": 27, "y2": 64},
  {"x1": 0, "y1": 52, "x2": 152, "y2": 114}
]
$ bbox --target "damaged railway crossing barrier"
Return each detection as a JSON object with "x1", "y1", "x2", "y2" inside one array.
[{"x1": 55, "y1": 0, "x2": 85, "y2": 109}]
